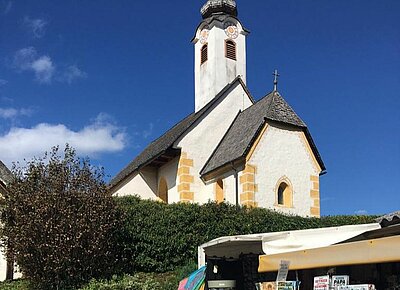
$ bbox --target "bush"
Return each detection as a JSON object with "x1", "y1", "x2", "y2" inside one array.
[
  {"x1": 0, "y1": 279, "x2": 30, "y2": 290},
  {"x1": 1, "y1": 146, "x2": 122, "y2": 289},
  {"x1": 81, "y1": 274, "x2": 162, "y2": 290},
  {"x1": 116, "y1": 196, "x2": 376, "y2": 273},
  {"x1": 80, "y1": 269, "x2": 190, "y2": 290}
]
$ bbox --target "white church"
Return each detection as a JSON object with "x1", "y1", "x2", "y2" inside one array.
[{"x1": 110, "y1": 0, "x2": 326, "y2": 217}]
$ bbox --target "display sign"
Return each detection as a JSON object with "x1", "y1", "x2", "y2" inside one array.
[
  {"x1": 314, "y1": 275, "x2": 330, "y2": 290},
  {"x1": 332, "y1": 275, "x2": 349, "y2": 288},
  {"x1": 337, "y1": 285, "x2": 376, "y2": 290},
  {"x1": 276, "y1": 260, "x2": 290, "y2": 282},
  {"x1": 257, "y1": 282, "x2": 276, "y2": 290},
  {"x1": 277, "y1": 281, "x2": 297, "y2": 290}
]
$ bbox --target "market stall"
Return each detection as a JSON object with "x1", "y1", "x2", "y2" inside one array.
[{"x1": 197, "y1": 214, "x2": 400, "y2": 290}]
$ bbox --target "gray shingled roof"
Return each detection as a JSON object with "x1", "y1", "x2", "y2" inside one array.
[
  {"x1": 376, "y1": 211, "x2": 400, "y2": 227},
  {"x1": 0, "y1": 160, "x2": 12, "y2": 186},
  {"x1": 200, "y1": 91, "x2": 325, "y2": 176},
  {"x1": 110, "y1": 77, "x2": 252, "y2": 188},
  {"x1": 201, "y1": 0, "x2": 237, "y2": 19}
]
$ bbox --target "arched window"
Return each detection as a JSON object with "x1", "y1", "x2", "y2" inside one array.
[
  {"x1": 276, "y1": 179, "x2": 293, "y2": 207},
  {"x1": 215, "y1": 179, "x2": 224, "y2": 203},
  {"x1": 201, "y1": 44, "x2": 208, "y2": 65},
  {"x1": 158, "y1": 177, "x2": 168, "y2": 203},
  {"x1": 225, "y1": 40, "x2": 236, "y2": 60}
]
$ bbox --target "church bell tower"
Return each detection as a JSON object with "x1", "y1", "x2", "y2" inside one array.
[{"x1": 193, "y1": 0, "x2": 249, "y2": 112}]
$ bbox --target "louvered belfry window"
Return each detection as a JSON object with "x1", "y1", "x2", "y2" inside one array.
[
  {"x1": 225, "y1": 40, "x2": 236, "y2": 61},
  {"x1": 201, "y1": 44, "x2": 208, "y2": 65}
]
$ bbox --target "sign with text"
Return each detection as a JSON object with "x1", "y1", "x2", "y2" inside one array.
[
  {"x1": 337, "y1": 285, "x2": 376, "y2": 290},
  {"x1": 314, "y1": 275, "x2": 330, "y2": 290},
  {"x1": 332, "y1": 276, "x2": 349, "y2": 288},
  {"x1": 276, "y1": 260, "x2": 290, "y2": 282},
  {"x1": 277, "y1": 281, "x2": 297, "y2": 290}
]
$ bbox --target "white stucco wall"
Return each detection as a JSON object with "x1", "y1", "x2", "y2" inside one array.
[
  {"x1": 111, "y1": 99, "x2": 321, "y2": 218},
  {"x1": 221, "y1": 172, "x2": 237, "y2": 205},
  {"x1": 157, "y1": 157, "x2": 179, "y2": 203},
  {"x1": 112, "y1": 82, "x2": 252, "y2": 203},
  {"x1": 112, "y1": 168, "x2": 158, "y2": 200},
  {"x1": 247, "y1": 124, "x2": 320, "y2": 217},
  {"x1": 194, "y1": 17, "x2": 247, "y2": 112},
  {"x1": 0, "y1": 245, "x2": 22, "y2": 281},
  {"x1": 177, "y1": 82, "x2": 253, "y2": 204}
]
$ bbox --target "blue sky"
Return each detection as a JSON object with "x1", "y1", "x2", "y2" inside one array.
[{"x1": 0, "y1": 0, "x2": 399, "y2": 216}]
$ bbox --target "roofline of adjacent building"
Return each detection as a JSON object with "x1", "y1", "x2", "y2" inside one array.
[{"x1": 109, "y1": 76, "x2": 253, "y2": 189}]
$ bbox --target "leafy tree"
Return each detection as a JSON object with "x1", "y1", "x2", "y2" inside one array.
[{"x1": 1, "y1": 145, "x2": 122, "y2": 289}]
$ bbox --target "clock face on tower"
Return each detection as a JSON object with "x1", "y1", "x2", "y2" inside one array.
[
  {"x1": 200, "y1": 28, "x2": 210, "y2": 44},
  {"x1": 224, "y1": 21, "x2": 238, "y2": 39}
]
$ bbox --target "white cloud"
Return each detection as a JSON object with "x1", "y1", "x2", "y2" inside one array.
[
  {"x1": 31, "y1": 56, "x2": 55, "y2": 83},
  {"x1": 0, "y1": 114, "x2": 126, "y2": 165},
  {"x1": 13, "y1": 47, "x2": 55, "y2": 83},
  {"x1": 24, "y1": 16, "x2": 47, "y2": 38},
  {"x1": 0, "y1": 107, "x2": 32, "y2": 119},
  {"x1": 355, "y1": 210, "x2": 368, "y2": 215},
  {"x1": 0, "y1": 79, "x2": 7, "y2": 86},
  {"x1": 61, "y1": 65, "x2": 87, "y2": 84},
  {"x1": 142, "y1": 123, "x2": 154, "y2": 139},
  {"x1": 13, "y1": 47, "x2": 36, "y2": 70}
]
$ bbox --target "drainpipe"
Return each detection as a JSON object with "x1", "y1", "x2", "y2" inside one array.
[{"x1": 231, "y1": 162, "x2": 239, "y2": 208}]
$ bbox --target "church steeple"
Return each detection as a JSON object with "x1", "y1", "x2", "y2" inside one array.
[
  {"x1": 201, "y1": 0, "x2": 238, "y2": 19},
  {"x1": 193, "y1": 0, "x2": 249, "y2": 112}
]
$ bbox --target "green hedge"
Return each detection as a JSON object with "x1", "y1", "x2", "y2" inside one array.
[
  {"x1": 116, "y1": 196, "x2": 376, "y2": 273},
  {"x1": 0, "y1": 280, "x2": 30, "y2": 290}
]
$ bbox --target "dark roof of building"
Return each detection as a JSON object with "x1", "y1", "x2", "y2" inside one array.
[
  {"x1": 201, "y1": 0, "x2": 237, "y2": 19},
  {"x1": 0, "y1": 160, "x2": 12, "y2": 186},
  {"x1": 376, "y1": 211, "x2": 400, "y2": 227},
  {"x1": 200, "y1": 91, "x2": 326, "y2": 176},
  {"x1": 110, "y1": 77, "x2": 253, "y2": 188}
]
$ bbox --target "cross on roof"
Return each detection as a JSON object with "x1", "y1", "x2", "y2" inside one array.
[{"x1": 273, "y1": 69, "x2": 280, "y2": 91}]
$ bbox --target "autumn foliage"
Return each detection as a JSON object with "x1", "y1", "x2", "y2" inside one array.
[{"x1": 1, "y1": 146, "x2": 121, "y2": 289}]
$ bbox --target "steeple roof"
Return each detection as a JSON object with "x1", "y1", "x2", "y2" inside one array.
[{"x1": 201, "y1": 0, "x2": 238, "y2": 19}]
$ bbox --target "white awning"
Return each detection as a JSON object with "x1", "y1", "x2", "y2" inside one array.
[
  {"x1": 259, "y1": 235, "x2": 400, "y2": 272},
  {"x1": 261, "y1": 223, "x2": 381, "y2": 255},
  {"x1": 198, "y1": 223, "x2": 381, "y2": 267}
]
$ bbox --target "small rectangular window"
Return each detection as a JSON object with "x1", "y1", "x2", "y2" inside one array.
[
  {"x1": 201, "y1": 44, "x2": 208, "y2": 65},
  {"x1": 225, "y1": 40, "x2": 236, "y2": 61}
]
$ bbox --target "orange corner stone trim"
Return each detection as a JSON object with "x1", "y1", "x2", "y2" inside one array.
[
  {"x1": 310, "y1": 175, "x2": 320, "y2": 217},
  {"x1": 178, "y1": 152, "x2": 194, "y2": 203},
  {"x1": 242, "y1": 201, "x2": 258, "y2": 207},
  {"x1": 240, "y1": 164, "x2": 258, "y2": 206},
  {"x1": 311, "y1": 206, "x2": 320, "y2": 217},
  {"x1": 179, "y1": 175, "x2": 194, "y2": 183},
  {"x1": 180, "y1": 191, "x2": 194, "y2": 202}
]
